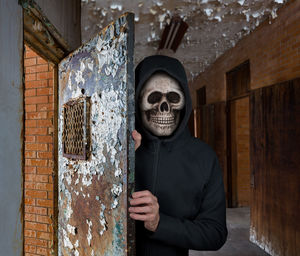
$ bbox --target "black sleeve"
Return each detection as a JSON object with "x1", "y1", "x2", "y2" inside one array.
[{"x1": 145, "y1": 155, "x2": 228, "y2": 251}]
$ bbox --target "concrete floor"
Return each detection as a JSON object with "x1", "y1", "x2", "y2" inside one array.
[{"x1": 189, "y1": 207, "x2": 270, "y2": 256}]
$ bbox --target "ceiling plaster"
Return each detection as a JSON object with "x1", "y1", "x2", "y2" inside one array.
[{"x1": 81, "y1": 0, "x2": 288, "y2": 82}]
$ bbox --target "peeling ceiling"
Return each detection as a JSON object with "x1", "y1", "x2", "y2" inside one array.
[{"x1": 81, "y1": 0, "x2": 288, "y2": 82}]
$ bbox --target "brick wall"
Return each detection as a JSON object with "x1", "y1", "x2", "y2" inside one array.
[
  {"x1": 24, "y1": 45, "x2": 55, "y2": 256},
  {"x1": 190, "y1": 0, "x2": 300, "y2": 105}
]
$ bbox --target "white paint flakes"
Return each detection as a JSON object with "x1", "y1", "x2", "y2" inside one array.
[
  {"x1": 274, "y1": 0, "x2": 284, "y2": 3},
  {"x1": 75, "y1": 62, "x2": 85, "y2": 85},
  {"x1": 86, "y1": 219, "x2": 93, "y2": 246},
  {"x1": 111, "y1": 183, "x2": 123, "y2": 197},
  {"x1": 65, "y1": 190, "x2": 73, "y2": 220},
  {"x1": 214, "y1": 15, "x2": 222, "y2": 22},
  {"x1": 204, "y1": 8, "x2": 213, "y2": 16},
  {"x1": 114, "y1": 167, "x2": 122, "y2": 177},
  {"x1": 238, "y1": 0, "x2": 245, "y2": 6},
  {"x1": 63, "y1": 229, "x2": 74, "y2": 250},
  {"x1": 111, "y1": 198, "x2": 119, "y2": 209},
  {"x1": 110, "y1": 4, "x2": 123, "y2": 11},
  {"x1": 149, "y1": 8, "x2": 157, "y2": 15},
  {"x1": 67, "y1": 224, "x2": 76, "y2": 235},
  {"x1": 99, "y1": 203, "x2": 107, "y2": 235}
]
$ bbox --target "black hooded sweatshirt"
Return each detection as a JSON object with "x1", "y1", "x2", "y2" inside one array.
[{"x1": 134, "y1": 55, "x2": 227, "y2": 256}]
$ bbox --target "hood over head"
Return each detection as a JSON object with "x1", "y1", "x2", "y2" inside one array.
[{"x1": 135, "y1": 55, "x2": 192, "y2": 143}]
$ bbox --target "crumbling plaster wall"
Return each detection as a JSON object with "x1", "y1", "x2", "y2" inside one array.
[
  {"x1": 190, "y1": 0, "x2": 300, "y2": 105},
  {"x1": 81, "y1": 0, "x2": 287, "y2": 81}
]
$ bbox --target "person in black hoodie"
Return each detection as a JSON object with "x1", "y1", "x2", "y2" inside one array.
[{"x1": 129, "y1": 55, "x2": 227, "y2": 256}]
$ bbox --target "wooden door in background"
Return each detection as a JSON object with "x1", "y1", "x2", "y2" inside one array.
[
  {"x1": 193, "y1": 103, "x2": 228, "y2": 204},
  {"x1": 227, "y1": 97, "x2": 250, "y2": 207},
  {"x1": 250, "y1": 79, "x2": 300, "y2": 256}
]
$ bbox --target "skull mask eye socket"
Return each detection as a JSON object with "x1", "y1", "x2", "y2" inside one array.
[
  {"x1": 147, "y1": 91, "x2": 163, "y2": 104},
  {"x1": 166, "y1": 92, "x2": 181, "y2": 103}
]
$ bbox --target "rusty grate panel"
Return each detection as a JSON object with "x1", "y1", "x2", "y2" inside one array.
[{"x1": 62, "y1": 97, "x2": 90, "y2": 160}]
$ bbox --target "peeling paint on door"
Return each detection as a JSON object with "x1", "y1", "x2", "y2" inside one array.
[{"x1": 58, "y1": 13, "x2": 135, "y2": 256}]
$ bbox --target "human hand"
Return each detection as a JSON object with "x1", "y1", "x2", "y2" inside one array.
[
  {"x1": 129, "y1": 190, "x2": 160, "y2": 232},
  {"x1": 132, "y1": 129, "x2": 142, "y2": 151}
]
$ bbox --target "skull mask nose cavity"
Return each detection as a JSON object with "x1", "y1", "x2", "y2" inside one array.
[{"x1": 160, "y1": 101, "x2": 169, "y2": 112}]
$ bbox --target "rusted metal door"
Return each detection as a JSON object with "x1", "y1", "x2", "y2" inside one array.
[{"x1": 58, "y1": 13, "x2": 135, "y2": 256}]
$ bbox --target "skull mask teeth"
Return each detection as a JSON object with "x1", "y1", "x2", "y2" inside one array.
[{"x1": 139, "y1": 72, "x2": 185, "y2": 136}]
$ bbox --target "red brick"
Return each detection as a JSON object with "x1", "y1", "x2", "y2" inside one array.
[
  {"x1": 25, "y1": 206, "x2": 47, "y2": 215},
  {"x1": 48, "y1": 79, "x2": 54, "y2": 87},
  {"x1": 37, "y1": 57, "x2": 47, "y2": 65},
  {"x1": 48, "y1": 175, "x2": 53, "y2": 184},
  {"x1": 26, "y1": 112, "x2": 48, "y2": 120},
  {"x1": 25, "y1": 128, "x2": 48, "y2": 135},
  {"x1": 49, "y1": 95, "x2": 54, "y2": 103},
  {"x1": 36, "y1": 136, "x2": 53, "y2": 143},
  {"x1": 25, "y1": 73, "x2": 36, "y2": 82},
  {"x1": 37, "y1": 72, "x2": 53, "y2": 80},
  {"x1": 25, "y1": 48, "x2": 38, "y2": 58},
  {"x1": 36, "y1": 120, "x2": 52, "y2": 127},
  {"x1": 36, "y1": 199, "x2": 52, "y2": 208},
  {"x1": 26, "y1": 66, "x2": 37, "y2": 74},
  {"x1": 37, "y1": 152, "x2": 53, "y2": 159},
  {"x1": 35, "y1": 183, "x2": 53, "y2": 191},
  {"x1": 25, "y1": 174, "x2": 48, "y2": 183},
  {"x1": 24, "y1": 166, "x2": 36, "y2": 174},
  {"x1": 25, "y1": 159, "x2": 48, "y2": 167},
  {"x1": 24, "y1": 58, "x2": 37, "y2": 67},
  {"x1": 25, "y1": 213, "x2": 36, "y2": 222},
  {"x1": 25, "y1": 190, "x2": 47, "y2": 199},
  {"x1": 24, "y1": 237, "x2": 48, "y2": 247},
  {"x1": 36, "y1": 232, "x2": 51, "y2": 240},
  {"x1": 47, "y1": 112, "x2": 54, "y2": 119},
  {"x1": 36, "y1": 88, "x2": 52, "y2": 96},
  {"x1": 25, "y1": 80, "x2": 48, "y2": 89},
  {"x1": 25, "y1": 253, "x2": 39, "y2": 256},
  {"x1": 24, "y1": 244, "x2": 36, "y2": 253},
  {"x1": 25, "y1": 198, "x2": 35, "y2": 206},
  {"x1": 37, "y1": 167, "x2": 53, "y2": 175},
  {"x1": 25, "y1": 120, "x2": 37, "y2": 128},
  {"x1": 25, "y1": 143, "x2": 48, "y2": 151},
  {"x1": 36, "y1": 103, "x2": 53, "y2": 112},
  {"x1": 25, "y1": 89, "x2": 36, "y2": 97},
  {"x1": 25, "y1": 136, "x2": 36, "y2": 142},
  {"x1": 47, "y1": 191, "x2": 53, "y2": 200},
  {"x1": 36, "y1": 247, "x2": 48, "y2": 255},
  {"x1": 36, "y1": 65, "x2": 49, "y2": 73},
  {"x1": 25, "y1": 96, "x2": 48, "y2": 105},
  {"x1": 25, "y1": 104, "x2": 37, "y2": 112},
  {"x1": 36, "y1": 215, "x2": 51, "y2": 224}
]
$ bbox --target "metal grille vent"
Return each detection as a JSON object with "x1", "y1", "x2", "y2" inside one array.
[{"x1": 62, "y1": 97, "x2": 90, "y2": 160}]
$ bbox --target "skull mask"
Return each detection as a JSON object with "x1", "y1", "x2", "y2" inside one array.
[{"x1": 139, "y1": 72, "x2": 185, "y2": 136}]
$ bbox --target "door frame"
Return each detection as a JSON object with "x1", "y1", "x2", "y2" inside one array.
[{"x1": 226, "y1": 94, "x2": 250, "y2": 208}]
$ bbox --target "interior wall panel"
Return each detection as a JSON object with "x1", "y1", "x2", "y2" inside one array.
[
  {"x1": 0, "y1": 1, "x2": 23, "y2": 255},
  {"x1": 250, "y1": 78, "x2": 300, "y2": 256}
]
